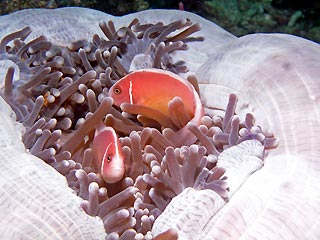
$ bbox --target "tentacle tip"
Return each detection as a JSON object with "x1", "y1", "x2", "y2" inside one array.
[{"x1": 88, "y1": 181, "x2": 99, "y2": 193}]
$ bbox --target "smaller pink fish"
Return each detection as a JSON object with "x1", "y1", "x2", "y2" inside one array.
[{"x1": 92, "y1": 124, "x2": 125, "y2": 184}]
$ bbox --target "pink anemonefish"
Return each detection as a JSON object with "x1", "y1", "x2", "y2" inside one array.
[
  {"x1": 92, "y1": 124, "x2": 125, "y2": 184},
  {"x1": 109, "y1": 68, "x2": 197, "y2": 119}
]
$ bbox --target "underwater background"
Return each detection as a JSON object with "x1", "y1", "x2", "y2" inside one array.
[{"x1": 0, "y1": 1, "x2": 319, "y2": 43}]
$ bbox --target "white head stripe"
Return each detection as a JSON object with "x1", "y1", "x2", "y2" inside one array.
[
  {"x1": 129, "y1": 80, "x2": 133, "y2": 104},
  {"x1": 101, "y1": 142, "x2": 112, "y2": 171}
]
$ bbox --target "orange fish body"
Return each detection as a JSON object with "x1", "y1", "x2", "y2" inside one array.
[
  {"x1": 92, "y1": 124, "x2": 125, "y2": 183},
  {"x1": 109, "y1": 68, "x2": 196, "y2": 118}
]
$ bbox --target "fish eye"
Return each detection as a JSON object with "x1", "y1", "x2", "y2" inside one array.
[
  {"x1": 107, "y1": 154, "x2": 112, "y2": 162},
  {"x1": 114, "y1": 87, "x2": 121, "y2": 95}
]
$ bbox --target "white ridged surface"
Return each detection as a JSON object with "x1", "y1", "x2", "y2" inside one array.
[
  {"x1": 152, "y1": 187, "x2": 225, "y2": 240},
  {"x1": 197, "y1": 34, "x2": 320, "y2": 240},
  {"x1": 217, "y1": 140, "x2": 264, "y2": 195}
]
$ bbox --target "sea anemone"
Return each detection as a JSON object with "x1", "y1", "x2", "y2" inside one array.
[
  {"x1": 0, "y1": 15, "x2": 231, "y2": 238},
  {"x1": 0, "y1": 7, "x2": 319, "y2": 240}
]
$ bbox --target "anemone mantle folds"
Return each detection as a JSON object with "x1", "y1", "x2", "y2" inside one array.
[{"x1": 0, "y1": 7, "x2": 320, "y2": 240}]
